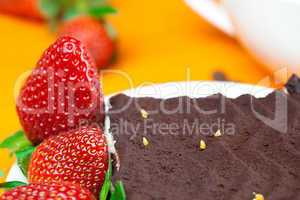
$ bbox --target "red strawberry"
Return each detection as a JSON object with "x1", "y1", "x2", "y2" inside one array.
[
  {"x1": 16, "y1": 36, "x2": 104, "y2": 144},
  {"x1": 0, "y1": 182, "x2": 96, "y2": 200},
  {"x1": 0, "y1": 0, "x2": 43, "y2": 20},
  {"x1": 28, "y1": 126, "x2": 109, "y2": 197},
  {"x1": 59, "y1": 16, "x2": 115, "y2": 69}
]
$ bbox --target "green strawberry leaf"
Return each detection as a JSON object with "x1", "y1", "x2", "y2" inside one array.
[
  {"x1": 39, "y1": 0, "x2": 62, "y2": 18},
  {"x1": 16, "y1": 146, "x2": 36, "y2": 177},
  {"x1": 15, "y1": 146, "x2": 36, "y2": 160},
  {"x1": 41, "y1": 0, "x2": 117, "y2": 25},
  {"x1": 0, "y1": 130, "x2": 32, "y2": 155},
  {"x1": 0, "y1": 131, "x2": 34, "y2": 178},
  {"x1": 100, "y1": 155, "x2": 112, "y2": 200},
  {"x1": 63, "y1": 5, "x2": 84, "y2": 20},
  {"x1": 89, "y1": 0, "x2": 107, "y2": 5},
  {"x1": 88, "y1": 6, "x2": 117, "y2": 18},
  {"x1": 111, "y1": 181, "x2": 126, "y2": 200},
  {"x1": 39, "y1": 0, "x2": 65, "y2": 31},
  {"x1": 0, "y1": 181, "x2": 27, "y2": 189},
  {"x1": 63, "y1": 0, "x2": 89, "y2": 20}
]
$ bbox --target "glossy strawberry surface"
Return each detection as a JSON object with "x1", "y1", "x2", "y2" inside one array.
[
  {"x1": 60, "y1": 16, "x2": 114, "y2": 69},
  {"x1": 0, "y1": 182, "x2": 96, "y2": 200},
  {"x1": 16, "y1": 36, "x2": 104, "y2": 144},
  {"x1": 28, "y1": 126, "x2": 109, "y2": 197}
]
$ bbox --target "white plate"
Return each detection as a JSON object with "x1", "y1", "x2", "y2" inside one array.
[
  {"x1": 184, "y1": 0, "x2": 234, "y2": 35},
  {"x1": 6, "y1": 81, "x2": 273, "y2": 183}
]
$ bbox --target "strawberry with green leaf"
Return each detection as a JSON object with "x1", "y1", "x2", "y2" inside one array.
[
  {"x1": 0, "y1": 129, "x2": 127, "y2": 200},
  {"x1": 16, "y1": 36, "x2": 105, "y2": 144},
  {"x1": 0, "y1": 0, "x2": 117, "y2": 69},
  {"x1": 0, "y1": 0, "x2": 116, "y2": 22},
  {"x1": 28, "y1": 126, "x2": 109, "y2": 197},
  {"x1": 43, "y1": 0, "x2": 117, "y2": 69}
]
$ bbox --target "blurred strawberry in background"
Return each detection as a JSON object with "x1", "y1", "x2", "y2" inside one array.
[
  {"x1": 59, "y1": 16, "x2": 115, "y2": 69},
  {"x1": 0, "y1": 0, "x2": 117, "y2": 21},
  {"x1": 0, "y1": 0, "x2": 117, "y2": 69},
  {"x1": 56, "y1": 0, "x2": 117, "y2": 69},
  {"x1": 0, "y1": 0, "x2": 44, "y2": 20}
]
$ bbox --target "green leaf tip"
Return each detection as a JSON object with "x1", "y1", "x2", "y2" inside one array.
[
  {"x1": 0, "y1": 181, "x2": 27, "y2": 189},
  {"x1": 0, "y1": 130, "x2": 32, "y2": 154},
  {"x1": 99, "y1": 154, "x2": 127, "y2": 200},
  {"x1": 88, "y1": 6, "x2": 117, "y2": 18},
  {"x1": 111, "y1": 181, "x2": 126, "y2": 200},
  {"x1": 100, "y1": 154, "x2": 112, "y2": 200},
  {"x1": 0, "y1": 130, "x2": 35, "y2": 178},
  {"x1": 0, "y1": 170, "x2": 4, "y2": 178},
  {"x1": 15, "y1": 146, "x2": 36, "y2": 160},
  {"x1": 16, "y1": 146, "x2": 36, "y2": 177}
]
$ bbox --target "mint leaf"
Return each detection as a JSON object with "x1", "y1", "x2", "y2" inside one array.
[
  {"x1": 111, "y1": 181, "x2": 126, "y2": 200},
  {"x1": 0, "y1": 130, "x2": 32, "y2": 154},
  {"x1": 88, "y1": 6, "x2": 117, "y2": 18},
  {"x1": 100, "y1": 155, "x2": 112, "y2": 200},
  {"x1": 16, "y1": 146, "x2": 36, "y2": 177},
  {"x1": 0, "y1": 181, "x2": 27, "y2": 189}
]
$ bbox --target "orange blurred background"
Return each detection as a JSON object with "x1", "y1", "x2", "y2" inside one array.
[{"x1": 0, "y1": 0, "x2": 272, "y2": 182}]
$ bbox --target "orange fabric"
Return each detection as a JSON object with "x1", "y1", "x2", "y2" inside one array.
[{"x1": 0, "y1": 0, "x2": 270, "y2": 182}]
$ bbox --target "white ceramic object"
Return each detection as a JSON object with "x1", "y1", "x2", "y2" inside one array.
[
  {"x1": 7, "y1": 81, "x2": 273, "y2": 183},
  {"x1": 185, "y1": 0, "x2": 300, "y2": 73}
]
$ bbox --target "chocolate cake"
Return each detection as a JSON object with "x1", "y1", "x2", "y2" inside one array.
[{"x1": 108, "y1": 88, "x2": 300, "y2": 199}]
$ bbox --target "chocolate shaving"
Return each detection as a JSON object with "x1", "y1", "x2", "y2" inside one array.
[
  {"x1": 212, "y1": 71, "x2": 228, "y2": 81},
  {"x1": 285, "y1": 74, "x2": 300, "y2": 95}
]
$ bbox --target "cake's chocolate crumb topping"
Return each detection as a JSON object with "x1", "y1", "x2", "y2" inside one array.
[
  {"x1": 109, "y1": 92, "x2": 300, "y2": 200},
  {"x1": 285, "y1": 74, "x2": 300, "y2": 95}
]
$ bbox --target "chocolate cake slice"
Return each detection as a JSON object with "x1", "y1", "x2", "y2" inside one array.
[{"x1": 108, "y1": 90, "x2": 300, "y2": 200}]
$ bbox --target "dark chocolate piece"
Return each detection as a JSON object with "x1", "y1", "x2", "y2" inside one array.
[
  {"x1": 212, "y1": 71, "x2": 228, "y2": 81},
  {"x1": 285, "y1": 74, "x2": 300, "y2": 95}
]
